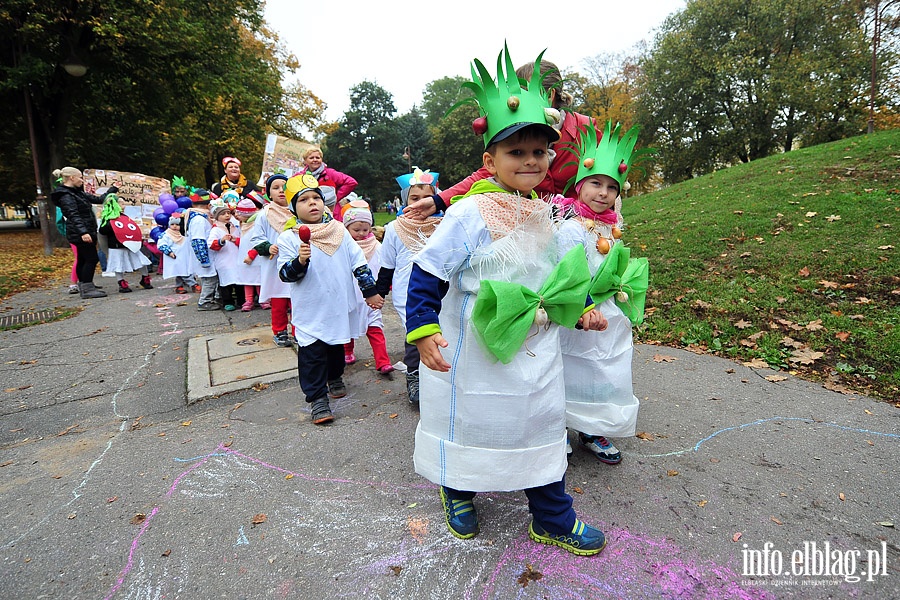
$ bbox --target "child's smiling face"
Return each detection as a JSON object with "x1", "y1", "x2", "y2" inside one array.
[
  {"x1": 483, "y1": 129, "x2": 551, "y2": 195},
  {"x1": 578, "y1": 174, "x2": 619, "y2": 213}
]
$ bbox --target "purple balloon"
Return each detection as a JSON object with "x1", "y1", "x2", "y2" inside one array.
[
  {"x1": 176, "y1": 196, "x2": 193, "y2": 210},
  {"x1": 154, "y1": 212, "x2": 170, "y2": 227},
  {"x1": 158, "y1": 192, "x2": 175, "y2": 205},
  {"x1": 161, "y1": 198, "x2": 179, "y2": 214},
  {"x1": 153, "y1": 206, "x2": 166, "y2": 218},
  {"x1": 149, "y1": 226, "x2": 164, "y2": 242}
]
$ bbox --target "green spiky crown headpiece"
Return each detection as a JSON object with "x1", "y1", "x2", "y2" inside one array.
[
  {"x1": 172, "y1": 176, "x2": 189, "y2": 191},
  {"x1": 571, "y1": 121, "x2": 651, "y2": 189},
  {"x1": 453, "y1": 43, "x2": 561, "y2": 148}
]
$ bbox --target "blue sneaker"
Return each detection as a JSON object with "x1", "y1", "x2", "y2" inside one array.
[
  {"x1": 439, "y1": 487, "x2": 478, "y2": 539},
  {"x1": 579, "y1": 433, "x2": 622, "y2": 464},
  {"x1": 529, "y1": 519, "x2": 607, "y2": 556}
]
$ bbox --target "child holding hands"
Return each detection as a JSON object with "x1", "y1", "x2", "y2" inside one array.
[
  {"x1": 555, "y1": 122, "x2": 649, "y2": 464},
  {"x1": 277, "y1": 174, "x2": 383, "y2": 425},
  {"x1": 157, "y1": 214, "x2": 198, "y2": 293},
  {"x1": 405, "y1": 47, "x2": 608, "y2": 555},
  {"x1": 375, "y1": 167, "x2": 443, "y2": 404},
  {"x1": 342, "y1": 200, "x2": 395, "y2": 375}
]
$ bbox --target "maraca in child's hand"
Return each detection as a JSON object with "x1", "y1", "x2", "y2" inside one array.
[{"x1": 298, "y1": 225, "x2": 311, "y2": 243}]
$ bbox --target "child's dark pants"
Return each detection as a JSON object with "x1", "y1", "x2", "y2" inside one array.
[{"x1": 297, "y1": 339, "x2": 345, "y2": 402}]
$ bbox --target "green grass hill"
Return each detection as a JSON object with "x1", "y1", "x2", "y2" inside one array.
[{"x1": 624, "y1": 130, "x2": 899, "y2": 401}]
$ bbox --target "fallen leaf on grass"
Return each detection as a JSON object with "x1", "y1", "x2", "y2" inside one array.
[
  {"x1": 734, "y1": 319, "x2": 753, "y2": 329},
  {"x1": 517, "y1": 564, "x2": 544, "y2": 588},
  {"x1": 653, "y1": 354, "x2": 677, "y2": 363},
  {"x1": 835, "y1": 332, "x2": 851, "y2": 341},
  {"x1": 819, "y1": 280, "x2": 838, "y2": 289},
  {"x1": 826, "y1": 214, "x2": 841, "y2": 222},
  {"x1": 805, "y1": 319, "x2": 824, "y2": 331},
  {"x1": 789, "y1": 348, "x2": 824, "y2": 365},
  {"x1": 131, "y1": 514, "x2": 147, "y2": 525},
  {"x1": 798, "y1": 266, "x2": 810, "y2": 277},
  {"x1": 855, "y1": 297, "x2": 873, "y2": 305},
  {"x1": 805, "y1": 211, "x2": 818, "y2": 217},
  {"x1": 878, "y1": 245, "x2": 894, "y2": 250},
  {"x1": 251, "y1": 513, "x2": 267, "y2": 526},
  {"x1": 765, "y1": 375, "x2": 788, "y2": 382},
  {"x1": 692, "y1": 299, "x2": 712, "y2": 310},
  {"x1": 743, "y1": 358, "x2": 769, "y2": 369},
  {"x1": 635, "y1": 432, "x2": 655, "y2": 441}
]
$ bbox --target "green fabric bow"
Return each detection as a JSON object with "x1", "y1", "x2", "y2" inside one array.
[
  {"x1": 589, "y1": 242, "x2": 649, "y2": 325},
  {"x1": 471, "y1": 245, "x2": 591, "y2": 364}
]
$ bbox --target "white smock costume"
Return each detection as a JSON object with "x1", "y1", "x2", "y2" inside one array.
[
  {"x1": 557, "y1": 218, "x2": 639, "y2": 437},
  {"x1": 350, "y1": 236, "x2": 383, "y2": 333},
  {"x1": 275, "y1": 221, "x2": 369, "y2": 347},
  {"x1": 157, "y1": 230, "x2": 193, "y2": 280},
  {"x1": 207, "y1": 222, "x2": 241, "y2": 286},
  {"x1": 244, "y1": 203, "x2": 293, "y2": 302},
  {"x1": 412, "y1": 190, "x2": 569, "y2": 493},
  {"x1": 380, "y1": 216, "x2": 441, "y2": 328},
  {"x1": 233, "y1": 218, "x2": 262, "y2": 286}
]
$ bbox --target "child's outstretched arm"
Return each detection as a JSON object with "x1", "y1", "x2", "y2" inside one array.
[{"x1": 406, "y1": 263, "x2": 451, "y2": 372}]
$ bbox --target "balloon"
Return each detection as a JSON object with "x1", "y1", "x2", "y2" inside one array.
[
  {"x1": 153, "y1": 206, "x2": 166, "y2": 218},
  {"x1": 149, "y1": 226, "x2": 164, "y2": 242},
  {"x1": 161, "y1": 198, "x2": 179, "y2": 214},
  {"x1": 176, "y1": 196, "x2": 193, "y2": 210},
  {"x1": 158, "y1": 192, "x2": 175, "y2": 205},
  {"x1": 154, "y1": 212, "x2": 170, "y2": 227}
]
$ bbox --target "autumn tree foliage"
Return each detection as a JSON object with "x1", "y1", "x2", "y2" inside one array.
[
  {"x1": 0, "y1": 0, "x2": 324, "y2": 217},
  {"x1": 636, "y1": 0, "x2": 887, "y2": 182}
]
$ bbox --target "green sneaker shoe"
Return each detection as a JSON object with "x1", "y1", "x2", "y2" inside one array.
[
  {"x1": 528, "y1": 519, "x2": 606, "y2": 556},
  {"x1": 439, "y1": 487, "x2": 478, "y2": 539}
]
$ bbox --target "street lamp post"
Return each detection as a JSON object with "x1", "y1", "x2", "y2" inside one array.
[
  {"x1": 402, "y1": 146, "x2": 412, "y2": 173},
  {"x1": 868, "y1": 0, "x2": 900, "y2": 134}
]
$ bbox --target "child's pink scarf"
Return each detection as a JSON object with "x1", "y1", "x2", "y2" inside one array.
[{"x1": 552, "y1": 194, "x2": 618, "y2": 225}]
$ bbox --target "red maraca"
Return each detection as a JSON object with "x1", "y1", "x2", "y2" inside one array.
[{"x1": 298, "y1": 225, "x2": 311, "y2": 243}]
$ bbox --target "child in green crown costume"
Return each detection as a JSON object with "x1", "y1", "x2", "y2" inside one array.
[
  {"x1": 405, "y1": 44, "x2": 609, "y2": 556},
  {"x1": 556, "y1": 122, "x2": 651, "y2": 465}
]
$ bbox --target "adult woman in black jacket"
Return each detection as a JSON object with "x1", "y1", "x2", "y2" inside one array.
[{"x1": 50, "y1": 167, "x2": 115, "y2": 299}]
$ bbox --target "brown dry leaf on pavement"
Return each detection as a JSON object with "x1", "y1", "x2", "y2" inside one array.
[
  {"x1": 667, "y1": 470, "x2": 679, "y2": 477},
  {"x1": 251, "y1": 513, "x2": 267, "y2": 526},
  {"x1": 407, "y1": 516, "x2": 428, "y2": 544},
  {"x1": 733, "y1": 532, "x2": 742, "y2": 542},
  {"x1": 389, "y1": 565, "x2": 402, "y2": 576},
  {"x1": 517, "y1": 564, "x2": 543, "y2": 588},
  {"x1": 130, "y1": 514, "x2": 147, "y2": 525},
  {"x1": 635, "y1": 432, "x2": 655, "y2": 441},
  {"x1": 771, "y1": 516, "x2": 783, "y2": 525},
  {"x1": 765, "y1": 375, "x2": 789, "y2": 382},
  {"x1": 653, "y1": 354, "x2": 677, "y2": 363}
]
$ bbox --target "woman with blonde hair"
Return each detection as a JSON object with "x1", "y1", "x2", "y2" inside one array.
[
  {"x1": 298, "y1": 146, "x2": 358, "y2": 220},
  {"x1": 50, "y1": 167, "x2": 116, "y2": 299}
]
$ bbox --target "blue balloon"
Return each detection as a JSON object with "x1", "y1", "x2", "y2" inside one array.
[
  {"x1": 149, "y1": 226, "x2": 164, "y2": 242},
  {"x1": 154, "y1": 212, "x2": 170, "y2": 227},
  {"x1": 176, "y1": 195, "x2": 193, "y2": 210}
]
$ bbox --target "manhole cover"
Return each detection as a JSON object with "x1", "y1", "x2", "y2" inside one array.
[{"x1": 236, "y1": 338, "x2": 260, "y2": 346}]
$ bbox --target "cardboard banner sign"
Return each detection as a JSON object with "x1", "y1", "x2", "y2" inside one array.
[{"x1": 83, "y1": 170, "x2": 171, "y2": 235}]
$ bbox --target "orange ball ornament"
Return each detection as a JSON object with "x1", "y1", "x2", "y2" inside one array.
[
  {"x1": 583, "y1": 158, "x2": 595, "y2": 169},
  {"x1": 596, "y1": 238, "x2": 610, "y2": 254},
  {"x1": 612, "y1": 227, "x2": 622, "y2": 239}
]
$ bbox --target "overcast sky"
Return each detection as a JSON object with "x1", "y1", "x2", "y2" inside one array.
[{"x1": 264, "y1": 0, "x2": 687, "y2": 124}]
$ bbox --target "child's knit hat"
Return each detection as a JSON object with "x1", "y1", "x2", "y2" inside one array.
[
  {"x1": 343, "y1": 200, "x2": 373, "y2": 228},
  {"x1": 210, "y1": 199, "x2": 230, "y2": 219},
  {"x1": 191, "y1": 188, "x2": 212, "y2": 204},
  {"x1": 265, "y1": 174, "x2": 288, "y2": 198},
  {"x1": 235, "y1": 197, "x2": 258, "y2": 216},
  {"x1": 168, "y1": 213, "x2": 183, "y2": 227}
]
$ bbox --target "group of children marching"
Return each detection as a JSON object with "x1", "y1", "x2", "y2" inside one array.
[{"x1": 100, "y1": 45, "x2": 651, "y2": 559}]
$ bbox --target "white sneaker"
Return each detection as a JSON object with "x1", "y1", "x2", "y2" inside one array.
[{"x1": 566, "y1": 439, "x2": 573, "y2": 456}]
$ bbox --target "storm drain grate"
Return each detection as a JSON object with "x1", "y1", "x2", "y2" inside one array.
[{"x1": 0, "y1": 310, "x2": 61, "y2": 328}]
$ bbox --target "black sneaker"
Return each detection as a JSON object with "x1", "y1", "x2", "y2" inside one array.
[
  {"x1": 327, "y1": 378, "x2": 346, "y2": 399},
  {"x1": 529, "y1": 519, "x2": 606, "y2": 556},
  {"x1": 273, "y1": 330, "x2": 292, "y2": 347},
  {"x1": 406, "y1": 370, "x2": 420, "y2": 404},
  {"x1": 439, "y1": 487, "x2": 478, "y2": 539},
  {"x1": 310, "y1": 398, "x2": 333, "y2": 425}
]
